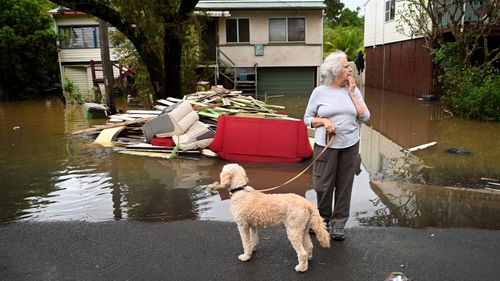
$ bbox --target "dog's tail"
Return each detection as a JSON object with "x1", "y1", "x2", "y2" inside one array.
[{"x1": 309, "y1": 206, "x2": 330, "y2": 248}]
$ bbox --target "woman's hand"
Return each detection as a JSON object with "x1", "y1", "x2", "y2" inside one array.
[
  {"x1": 322, "y1": 118, "x2": 335, "y2": 134},
  {"x1": 347, "y1": 76, "x2": 356, "y2": 95}
]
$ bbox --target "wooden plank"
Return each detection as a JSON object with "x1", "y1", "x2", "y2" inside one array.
[
  {"x1": 222, "y1": 98, "x2": 231, "y2": 106},
  {"x1": 93, "y1": 126, "x2": 126, "y2": 147},
  {"x1": 157, "y1": 99, "x2": 176, "y2": 106},
  {"x1": 72, "y1": 117, "x2": 153, "y2": 135},
  {"x1": 118, "y1": 150, "x2": 172, "y2": 158},
  {"x1": 125, "y1": 110, "x2": 163, "y2": 115}
]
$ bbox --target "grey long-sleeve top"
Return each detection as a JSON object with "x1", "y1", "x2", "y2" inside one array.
[{"x1": 303, "y1": 85, "x2": 370, "y2": 149}]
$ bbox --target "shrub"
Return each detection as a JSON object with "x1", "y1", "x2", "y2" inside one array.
[{"x1": 435, "y1": 43, "x2": 500, "y2": 121}]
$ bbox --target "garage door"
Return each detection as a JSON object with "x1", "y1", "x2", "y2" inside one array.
[{"x1": 257, "y1": 67, "x2": 316, "y2": 97}]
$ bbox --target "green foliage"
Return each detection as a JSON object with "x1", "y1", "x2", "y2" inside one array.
[
  {"x1": 323, "y1": 26, "x2": 364, "y2": 61},
  {"x1": 435, "y1": 43, "x2": 500, "y2": 121},
  {"x1": 323, "y1": 0, "x2": 344, "y2": 27},
  {"x1": 335, "y1": 8, "x2": 364, "y2": 29},
  {"x1": 109, "y1": 12, "x2": 206, "y2": 104},
  {"x1": 0, "y1": 0, "x2": 59, "y2": 99},
  {"x1": 110, "y1": 31, "x2": 155, "y2": 106},
  {"x1": 62, "y1": 76, "x2": 81, "y2": 103},
  {"x1": 322, "y1": 3, "x2": 364, "y2": 60},
  {"x1": 179, "y1": 17, "x2": 205, "y2": 96}
]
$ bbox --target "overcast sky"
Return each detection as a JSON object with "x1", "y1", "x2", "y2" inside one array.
[{"x1": 340, "y1": 0, "x2": 365, "y2": 15}]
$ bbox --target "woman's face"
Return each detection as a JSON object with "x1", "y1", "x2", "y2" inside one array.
[{"x1": 336, "y1": 57, "x2": 352, "y2": 84}]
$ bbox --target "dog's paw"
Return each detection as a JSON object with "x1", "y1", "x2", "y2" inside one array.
[
  {"x1": 238, "y1": 254, "x2": 251, "y2": 261},
  {"x1": 295, "y1": 264, "x2": 308, "y2": 272}
]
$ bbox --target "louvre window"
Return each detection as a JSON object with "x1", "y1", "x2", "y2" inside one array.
[{"x1": 59, "y1": 26, "x2": 116, "y2": 49}]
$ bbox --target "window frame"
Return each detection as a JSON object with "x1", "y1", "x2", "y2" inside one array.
[
  {"x1": 268, "y1": 17, "x2": 306, "y2": 43},
  {"x1": 385, "y1": 0, "x2": 396, "y2": 22},
  {"x1": 225, "y1": 18, "x2": 250, "y2": 43},
  {"x1": 58, "y1": 25, "x2": 117, "y2": 49},
  {"x1": 58, "y1": 25, "x2": 99, "y2": 49}
]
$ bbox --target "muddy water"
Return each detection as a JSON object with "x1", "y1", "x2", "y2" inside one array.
[{"x1": 1, "y1": 91, "x2": 499, "y2": 229}]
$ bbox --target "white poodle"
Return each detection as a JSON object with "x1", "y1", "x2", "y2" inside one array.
[{"x1": 213, "y1": 163, "x2": 330, "y2": 272}]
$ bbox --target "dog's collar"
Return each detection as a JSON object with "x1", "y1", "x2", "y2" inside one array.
[{"x1": 229, "y1": 184, "x2": 247, "y2": 194}]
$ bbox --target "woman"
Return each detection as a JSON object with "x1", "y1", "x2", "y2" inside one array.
[{"x1": 304, "y1": 51, "x2": 370, "y2": 241}]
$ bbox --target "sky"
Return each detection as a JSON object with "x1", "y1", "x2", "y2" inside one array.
[{"x1": 340, "y1": 0, "x2": 365, "y2": 14}]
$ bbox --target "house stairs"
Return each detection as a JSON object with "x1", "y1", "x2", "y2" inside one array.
[{"x1": 214, "y1": 47, "x2": 258, "y2": 97}]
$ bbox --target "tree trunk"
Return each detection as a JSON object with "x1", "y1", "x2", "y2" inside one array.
[{"x1": 163, "y1": 27, "x2": 183, "y2": 99}]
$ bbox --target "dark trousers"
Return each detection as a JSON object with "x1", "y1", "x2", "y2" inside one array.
[{"x1": 312, "y1": 141, "x2": 359, "y2": 229}]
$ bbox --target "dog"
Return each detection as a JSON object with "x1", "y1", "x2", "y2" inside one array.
[{"x1": 213, "y1": 163, "x2": 330, "y2": 272}]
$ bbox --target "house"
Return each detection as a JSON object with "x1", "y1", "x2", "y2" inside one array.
[
  {"x1": 48, "y1": 7, "x2": 122, "y2": 100},
  {"x1": 363, "y1": 0, "x2": 500, "y2": 97},
  {"x1": 363, "y1": 0, "x2": 433, "y2": 97},
  {"x1": 50, "y1": 0, "x2": 326, "y2": 99},
  {"x1": 196, "y1": 0, "x2": 326, "y2": 97}
]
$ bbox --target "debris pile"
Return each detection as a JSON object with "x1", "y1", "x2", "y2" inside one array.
[{"x1": 74, "y1": 86, "x2": 297, "y2": 159}]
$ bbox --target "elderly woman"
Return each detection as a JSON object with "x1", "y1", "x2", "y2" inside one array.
[{"x1": 304, "y1": 51, "x2": 370, "y2": 241}]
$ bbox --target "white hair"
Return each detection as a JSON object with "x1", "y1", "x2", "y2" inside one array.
[{"x1": 320, "y1": 51, "x2": 347, "y2": 86}]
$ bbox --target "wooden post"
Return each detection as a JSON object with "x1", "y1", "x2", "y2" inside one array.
[{"x1": 99, "y1": 19, "x2": 116, "y2": 114}]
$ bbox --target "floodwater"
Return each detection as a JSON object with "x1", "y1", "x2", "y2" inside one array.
[{"x1": 1, "y1": 88, "x2": 499, "y2": 229}]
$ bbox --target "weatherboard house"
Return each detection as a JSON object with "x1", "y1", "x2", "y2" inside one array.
[
  {"x1": 363, "y1": 0, "x2": 500, "y2": 97},
  {"x1": 48, "y1": 6, "x2": 123, "y2": 99}
]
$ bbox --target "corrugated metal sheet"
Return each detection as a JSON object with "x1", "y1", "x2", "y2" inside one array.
[
  {"x1": 365, "y1": 38, "x2": 433, "y2": 97},
  {"x1": 196, "y1": 0, "x2": 325, "y2": 10}
]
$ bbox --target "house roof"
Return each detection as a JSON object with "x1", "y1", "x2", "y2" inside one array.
[
  {"x1": 48, "y1": 6, "x2": 85, "y2": 15},
  {"x1": 196, "y1": 0, "x2": 326, "y2": 10}
]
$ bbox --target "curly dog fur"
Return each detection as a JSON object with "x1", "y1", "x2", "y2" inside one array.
[{"x1": 218, "y1": 163, "x2": 330, "y2": 272}]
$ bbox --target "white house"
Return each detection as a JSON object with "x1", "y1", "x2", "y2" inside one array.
[
  {"x1": 363, "y1": 0, "x2": 433, "y2": 97},
  {"x1": 49, "y1": 7, "x2": 121, "y2": 100},
  {"x1": 363, "y1": 0, "x2": 500, "y2": 97}
]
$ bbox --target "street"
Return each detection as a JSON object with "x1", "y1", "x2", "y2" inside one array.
[{"x1": 1, "y1": 220, "x2": 499, "y2": 281}]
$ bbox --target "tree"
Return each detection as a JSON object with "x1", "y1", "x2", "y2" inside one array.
[
  {"x1": 335, "y1": 7, "x2": 364, "y2": 29},
  {"x1": 323, "y1": 26, "x2": 364, "y2": 60},
  {"x1": 396, "y1": 0, "x2": 500, "y2": 67},
  {"x1": 50, "y1": 0, "x2": 200, "y2": 99},
  {"x1": 323, "y1": 0, "x2": 345, "y2": 27},
  {"x1": 323, "y1": 3, "x2": 365, "y2": 60},
  {"x1": 0, "y1": 0, "x2": 60, "y2": 100}
]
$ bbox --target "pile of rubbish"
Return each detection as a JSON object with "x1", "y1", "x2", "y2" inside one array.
[{"x1": 74, "y1": 86, "x2": 299, "y2": 159}]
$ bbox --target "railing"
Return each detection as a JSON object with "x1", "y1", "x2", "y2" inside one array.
[
  {"x1": 89, "y1": 60, "x2": 133, "y2": 86},
  {"x1": 214, "y1": 47, "x2": 259, "y2": 97},
  {"x1": 216, "y1": 47, "x2": 237, "y2": 89}
]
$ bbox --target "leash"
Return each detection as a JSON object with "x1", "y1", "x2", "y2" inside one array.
[{"x1": 257, "y1": 133, "x2": 334, "y2": 193}]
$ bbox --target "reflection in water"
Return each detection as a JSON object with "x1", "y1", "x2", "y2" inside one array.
[
  {"x1": 363, "y1": 87, "x2": 500, "y2": 188},
  {"x1": 1, "y1": 96, "x2": 499, "y2": 229},
  {"x1": 365, "y1": 181, "x2": 500, "y2": 229}
]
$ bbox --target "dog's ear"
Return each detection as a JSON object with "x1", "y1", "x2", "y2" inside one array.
[{"x1": 220, "y1": 170, "x2": 233, "y2": 189}]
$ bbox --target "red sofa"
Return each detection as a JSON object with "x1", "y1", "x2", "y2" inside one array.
[{"x1": 209, "y1": 116, "x2": 313, "y2": 163}]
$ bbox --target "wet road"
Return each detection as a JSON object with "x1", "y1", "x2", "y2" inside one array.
[{"x1": 1, "y1": 220, "x2": 499, "y2": 281}]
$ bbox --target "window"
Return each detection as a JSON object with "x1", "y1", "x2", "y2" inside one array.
[
  {"x1": 269, "y1": 18, "x2": 305, "y2": 42},
  {"x1": 225, "y1": 18, "x2": 249, "y2": 43},
  {"x1": 59, "y1": 26, "x2": 117, "y2": 49},
  {"x1": 385, "y1": 0, "x2": 396, "y2": 22},
  {"x1": 59, "y1": 26, "x2": 99, "y2": 49}
]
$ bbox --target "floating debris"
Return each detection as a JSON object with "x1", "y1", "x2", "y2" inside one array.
[{"x1": 446, "y1": 147, "x2": 471, "y2": 155}]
